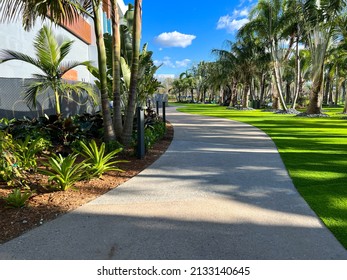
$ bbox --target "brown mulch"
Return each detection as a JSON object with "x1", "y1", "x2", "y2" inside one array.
[{"x1": 0, "y1": 122, "x2": 174, "y2": 245}]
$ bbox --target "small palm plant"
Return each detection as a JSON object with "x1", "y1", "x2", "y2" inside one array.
[
  {"x1": 39, "y1": 153, "x2": 86, "y2": 191},
  {"x1": 77, "y1": 140, "x2": 126, "y2": 179},
  {"x1": 0, "y1": 25, "x2": 97, "y2": 115}
]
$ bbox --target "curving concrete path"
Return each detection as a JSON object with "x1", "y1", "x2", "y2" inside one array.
[{"x1": 0, "y1": 107, "x2": 346, "y2": 259}]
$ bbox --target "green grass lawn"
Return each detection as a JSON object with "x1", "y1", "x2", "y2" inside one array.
[{"x1": 176, "y1": 103, "x2": 347, "y2": 248}]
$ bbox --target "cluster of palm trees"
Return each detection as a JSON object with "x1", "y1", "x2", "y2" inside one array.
[
  {"x1": 170, "y1": 62, "x2": 221, "y2": 104},
  {"x1": 172, "y1": 0, "x2": 347, "y2": 114},
  {"x1": 0, "y1": 0, "x2": 160, "y2": 147}
]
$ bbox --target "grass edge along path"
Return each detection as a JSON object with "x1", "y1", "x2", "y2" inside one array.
[{"x1": 177, "y1": 103, "x2": 347, "y2": 249}]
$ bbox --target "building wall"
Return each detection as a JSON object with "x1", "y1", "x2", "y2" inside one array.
[
  {"x1": 0, "y1": 20, "x2": 94, "y2": 83},
  {"x1": 0, "y1": 0, "x2": 127, "y2": 83},
  {"x1": 0, "y1": 1, "x2": 127, "y2": 119}
]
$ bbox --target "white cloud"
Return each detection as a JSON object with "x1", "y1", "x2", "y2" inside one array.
[
  {"x1": 154, "y1": 57, "x2": 192, "y2": 69},
  {"x1": 154, "y1": 31, "x2": 197, "y2": 48},
  {"x1": 154, "y1": 56, "x2": 173, "y2": 68},
  {"x1": 233, "y1": 8, "x2": 249, "y2": 18},
  {"x1": 217, "y1": 1, "x2": 254, "y2": 33},
  {"x1": 155, "y1": 74, "x2": 176, "y2": 81},
  {"x1": 175, "y1": 59, "x2": 192, "y2": 68},
  {"x1": 217, "y1": 15, "x2": 249, "y2": 33}
]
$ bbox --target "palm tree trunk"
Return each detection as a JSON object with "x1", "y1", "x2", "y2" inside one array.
[
  {"x1": 307, "y1": 64, "x2": 324, "y2": 114},
  {"x1": 292, "y1": 32, "x2": 301, "y2": 109},
  {"x1": 343, "y1": 83, "x2": 347, "y2": 113},
  {"x1": 271, "y1": 40, "x2": 288, "y2": 111},
  {"x1": 122, "y1": 0, "x2": 142, "y2": 146},
  {"x1": 335, "y1": 67, "x2": 340, "y2": 106},
  {"x1": 111, "y1": 0, "x2": 123, "y2": 137},
  {"x1": 228, "y1": 80, "x2": 237, "y2": 107},
  {"x1": 342, "y1": 81, "x2": 347, "y2": 113},
  {"x1": 260, "y1": 72, "x2": 266, "y2": 104},
  {"x1": 92, "y1": 1, "x2": 116, "y2": 143},
  {"x1": 242, "y1": 83, "x2": 249, "y2": 108},
  {"x1": 54, "y1": 89, "x2": 61, "y2": 115}
]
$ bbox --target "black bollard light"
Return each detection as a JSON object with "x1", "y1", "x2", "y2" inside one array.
[
  {"x1": 136, "y1": 106, "x2": 145, "y2": 159},
  {"x1": 162, "y1": 101, "x2": 166, "y2": 123},
  {"x1": 156, "y1": 100, "x2": 159, "y2": 115}
]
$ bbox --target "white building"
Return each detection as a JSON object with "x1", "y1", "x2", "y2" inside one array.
[{"x1": 0, "y1": 0, "x2": 127, "y2": 118}]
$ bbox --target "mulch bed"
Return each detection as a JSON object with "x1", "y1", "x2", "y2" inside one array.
[{"x1": 0, "y1": 122, "x2": 174, "y2": 244}]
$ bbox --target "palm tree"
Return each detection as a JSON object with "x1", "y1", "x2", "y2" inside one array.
[
  {"x1": 110, "y1": 0, "x2": 123, "y2": 137},
  {"x1": 170, "y1": 78, "x2": 185, "y2": 102},
  {"x1": 179, "y1": 71, "x2": 196, "y2": 102},
  {"x1": 89, "y1": 0, "x2": 117, "y2": 142},
  {"x1": 302, "y1": 0, "x2": 346, "y2": 114},
  {"x1": 122, "y1": 0, "x2": 142, "y2": 146},
  {"x1": 247, "y1": 0, "x2": 294, "y2": 110},
  {"x1": 0, "y1": 25, "x2": 95, "y2": 115},
  {"x1": 333, "y1": 11, "x2": 347, "y2": 113},
  {"x1": 0, "y1": 0, "x2": 81, "y2": 31},
  {"x1": 212, "y1": 44, "x2": 239, "y2": 106}
]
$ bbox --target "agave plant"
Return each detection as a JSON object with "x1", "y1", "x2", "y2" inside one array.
[
  {"x1": 3, "y1": 188, "x2": 33, "y2": 208},
  {"x1": 39, "y1": 153, "x2": 86, "y2": 191},
  {"x1": 0, "y1": 25, "x2": 96, "y2": 115},
  {"x1": 77, "y1": 139, "x2": 126, "y2": 178}
]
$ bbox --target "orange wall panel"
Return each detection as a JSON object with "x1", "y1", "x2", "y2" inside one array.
[
  {"x1": 61, "y1": 16, "x2": 92, "y2": 45},
  {"x1": 62, "y1": 69, "x2": 78, "y2": 81}
]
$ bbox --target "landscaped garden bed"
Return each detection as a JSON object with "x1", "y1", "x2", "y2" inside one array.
[{"x1": 0, "y1": 114, "x2": 173, "y2": 244}]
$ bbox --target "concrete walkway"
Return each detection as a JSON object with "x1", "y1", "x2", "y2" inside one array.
[{"x1": 0, "y1": 107, "x2": 346, "y2": 260}]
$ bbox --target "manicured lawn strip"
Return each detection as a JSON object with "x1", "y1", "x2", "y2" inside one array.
[{"x1": 177, "y1": 104, "x2": 347, "y2": 248}]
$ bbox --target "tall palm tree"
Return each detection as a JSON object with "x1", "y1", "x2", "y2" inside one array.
[
  {"x1": 90, "y1": 0, "x2": 116, "y2": 142},
  {"x1": 247, "y1": 0, "x2": 294, "y2": 110},
  {"x1": 302, "y1": 0, "x2": 346, "y2": 114},
  {"x1": 212, "y1": 43, "x2": 240, "y2": 106},
  {"x1": 332, "y1": 10, "x2": 347, "y2": 113},
  {"x1": 122, "y1": 0, "x2": 142, "y2": 146},
  {"x1": 0, "y1": 25, "x2": 95, "y2": 115},
  {"x1": 110, "y1": 0, "x2": 123, "y2": 137}
]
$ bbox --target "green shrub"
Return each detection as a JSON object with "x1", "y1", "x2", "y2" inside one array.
[
  {"x1": 1, "y1": 130, "x2": 50, "y2": 187},
  {"x1": 0, "y1": 131, "x2": 25, "y2": 186},
  {"x1": 14, "y1": 135, "x2": 50, "y2": 171},
  {"x1": 144, "y1": 122, "x2": 166, "y2": 151},
  {"x1": 76, "y1": 140, "x2": 126, "y2": 179},
  {"x1": 39, "y1": 154, "x2": 86, "y2": 191},
  {"x1": 3, "y1": 188, "x2": 32, "y2": 208}
]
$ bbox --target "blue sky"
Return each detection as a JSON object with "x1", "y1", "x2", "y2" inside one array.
[{"x1": 136, "y1": 0, "x2": 257, "y2": 78}]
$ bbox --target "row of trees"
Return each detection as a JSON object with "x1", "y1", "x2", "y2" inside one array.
[
  {"x1": 0, "y1": 0, "x2": 161, "y2": 146},
  {"x1": 170, "y1": 0, "x2": 347, "y2": 114}
]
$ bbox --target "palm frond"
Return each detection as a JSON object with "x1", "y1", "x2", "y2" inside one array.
[
  {"x1": 59, "y1": 40, "x2": 74, "y2": 63},
  {"x1": 0, "y1": 0, "x2": 25, "y2": 23},
  {"x1": 59, "y1": 61, "x2": 91, "y2": 76},
  {"x1": 23, "y1": 79, "x2": 52, "y2": 110},
  {"x1": 34, "y1": 25, "x2": 60, "y2": 71},
  {"x1": 60, "y1": 81, "x2": 98, "y2": 106},
  {"x1": 31, "y1": 73, "x2": 50, "y2": 80},
  {"x1": 0, "y1": 49, "x2": 41, "y2": 68}
]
